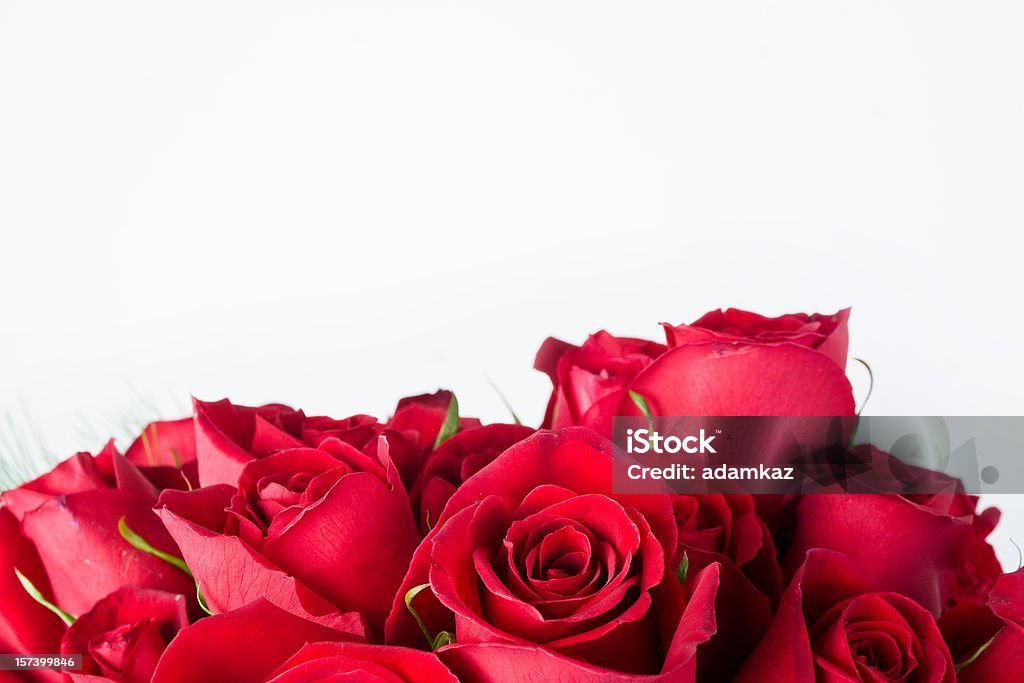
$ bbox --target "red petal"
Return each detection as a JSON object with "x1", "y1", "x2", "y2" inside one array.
[
  {"x1": 21, "y1": 489, "x2": 193, "y2": 616},
  {"x1": 150, "y1": 600, "x2": 356, "y2": 683},
  {"x1": 622, "y1": 342, "x2": 855, "y2": 417}
]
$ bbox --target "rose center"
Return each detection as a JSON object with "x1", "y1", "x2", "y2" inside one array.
[
  {"x1": 253, "y1": 472, "x2": 316, "y2": 525},
  {"x1": 530, "y1": 525, "x2": 593, "y2": 581}
]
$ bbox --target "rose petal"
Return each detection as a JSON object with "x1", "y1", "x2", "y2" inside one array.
[
  {"x1": 437, "y1": 563, "x2": 720, "y2": 683},
  {"x1": 22, "y1": 489, "x2": 194, "y2": 616},
  {"x1": 265, "y1": 642, "x2": 458, "y2": 683},
  {"x1": 621, "y1": 341, "x2": 855, "y2": 418},
  {"x1": 157, "y1": 486, "x2": 368, "y2": 638},
  {"x1": 151, "y1": 599, "x2": 357, "y2": 683},
  {"x1": 259, "y1": 467, "x2": 419, "y2": 637},
  {"x1": 784, "y1": 495, "x2": 976, "y2": 616},
  {"x1": 0, "y1": 508, "x2": 65, "y2": 656}
]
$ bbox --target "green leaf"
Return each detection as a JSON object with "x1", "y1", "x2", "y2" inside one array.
[
  {"x1": 405, "y1": 583, "x2": 435, "y2": 649},
  {"x1": 629, "y1": 390, "x2": 655, "y2": 432},
  {"x1": 14, "y1": 568, "x2": 75, "y2": 626},
  {"x1": 955, "y1": 633, "x2": 998, "y2": 673},
  {"x1": 432, "y1": 631, "x2": 455, "y2": 649},
  {"x1": 433, "y1": 394, "x2": 460, "y2": 449},
  {"x1": 675, "y1": 553, "x2": 689, "y2": 584},
  {"x1": 118, "y1": 516, "x2": 193, "y2": 578}
]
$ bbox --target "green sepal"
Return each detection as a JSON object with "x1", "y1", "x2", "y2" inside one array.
[
  {"x1": 14, "y1": 568, "x2": 75, "y2": 626},
  {"x1": 955, "y1": 633, "x2": 998, "y2": 673},
  {"x1": 196, "y1": 582, "x2": 215, "y2": 616},
  {"x1": 405, "y1": 583, "x2": 435, "y2": 648},
  {"x1": 629, "y1": 390, "x2": 655, "y2": 432},
  {"x1": 432, "y1": 631, "x2": 455, "y2": 649},
  {"x1": 675, "y1": 553, "x2": 689, "y2": 585},
  {"x1": 404, "y1": 583, "x2": 454, "y2": 651},
  {"x1": 118, "y1": 516, "x2": 193, "y2": 578},
  {"x1": 852, "y1": 357, "x2": 874, "y2": 417},
  {"x1": 433, "y1": 394, "x2": 460, "y2": 449},
  {"x1": 488, "y1": 379, "x2": 522, "y2": 425}
]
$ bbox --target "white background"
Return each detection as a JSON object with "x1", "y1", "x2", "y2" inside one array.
[{"x1": 1, "y1": 3, "x2": 1022, "y2": 566}]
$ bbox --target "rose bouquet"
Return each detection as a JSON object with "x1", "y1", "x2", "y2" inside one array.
[{"x1": 1, "y1": 308, "x2": 1019, "y2": 682}]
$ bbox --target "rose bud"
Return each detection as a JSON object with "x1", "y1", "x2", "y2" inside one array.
[{"x1": 735, "y1": 549, "x2": 955, "y2": 683}]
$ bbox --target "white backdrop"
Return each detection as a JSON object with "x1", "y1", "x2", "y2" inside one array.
[{"x1": 1, "y1": 2, "x2": 1022, "y2": 567}]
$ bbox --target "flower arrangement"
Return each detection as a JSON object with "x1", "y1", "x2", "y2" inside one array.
[{"x1": 0, "y1": 308, "x2": 1017, "y2": 682}]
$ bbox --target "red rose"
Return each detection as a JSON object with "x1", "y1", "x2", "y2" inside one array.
[
  {"x1": 536, "y1": 309, "x2": 855, "y2": 437},
  {"x1": 671, "y1": 493, "x2": 782, "y2": 603},
  {"x1": 782, "y1": 493, "x2": 998, "y2": 616},
  {"x1": 945, "y1": 567, "x2": 1024, "y2": 681},
  {"x1": 156, "y1": 484, "x2": 368, "y2": 638},
  {"x1": 382, "y1": 391, "x2": 483, "y2": 487},
  {"x1": 409, "y1": 423, "x2": 535, "y2": 534},
  {"x1": 670, "y1": 493, "x2": 783, "y2": 679},
  {"x1": 193, "y1": 398, "x2": 380, "y2": 487},
  {"x1": 735, "y1": 549, "x2": 955, "y2": 682},
  {"x1": 194, "y1": 391, "x2": 477, "y2": 489},
  {"x1": 535, "y1": 332, "x2": 666, "y2": 433},
  {"x1": 159, "y1": 399, "x2": 421, "y2": 638},
  {"x1": 61, "y1": 587, "x2": 188, "y2": 683},
  {"x1": 0, "y1": 442, "x2": 193, "y2": 618},
  {"x1": 663, "y1": 307, "x2": 851, "y2": 369},
  {"x1": 385, "y1": 428, "x2": 721, "y2": 682},
  {"x1": 150, "y1": 599, "x2": 457, "y2": 683}
]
